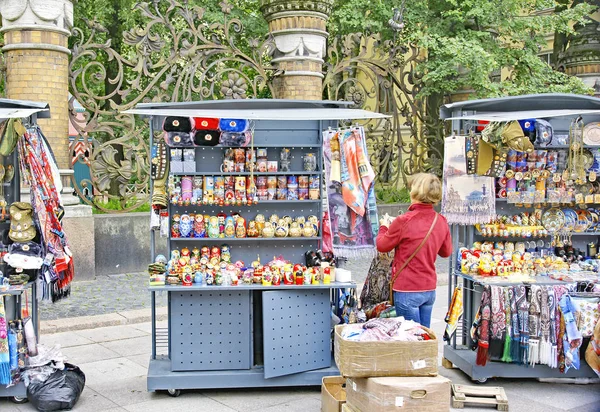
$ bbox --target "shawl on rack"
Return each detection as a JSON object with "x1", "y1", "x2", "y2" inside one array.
[
  {"x1": 528, "y1": 285, "x2": 542, "y2": 366},
  {"x1": 554, "y1": 286, "x2": 568, "y2": 372},
  {"x1": 489, "y1": 285, "x2": 506, "y2": 360},
  {"x1": 559, "y1": 294, "x2": 583, "y2": 373},
  {"x1": 0, "y1": 297, "x2": 10, "y2": 385},
  {"x1": 18, "y1": 126, "x2": 74, "y2": 302},
  {"x1": 516, "y1": 285, "x2": 530, "y2": 365},
  {"x1": 441, "y1": 136, "x2": 496, "y2": 225},
  {"x1": 539, "y1": 286, "x2": 557, "y2": 367},
  {"x1": 323, "y1": 128, "x2": 378, "y2": 259},
  {"x1": 476, "y1": 285, "x2": 492, "y2": 366},
  {"x1": 508, "y1": 286, "x2": 520, "y2": 362}
]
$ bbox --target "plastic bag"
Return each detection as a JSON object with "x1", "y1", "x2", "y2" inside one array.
[{"x1": 27, "y1": 363, "x2": 85, "y2": 412}]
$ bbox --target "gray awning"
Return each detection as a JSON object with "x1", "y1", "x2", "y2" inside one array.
[
  {"x1": 440, "y1": 93, "x2": 600, "y2": 120},
  {"x1": 0, "y1": 108, "x2": 50, "y2": 119}
]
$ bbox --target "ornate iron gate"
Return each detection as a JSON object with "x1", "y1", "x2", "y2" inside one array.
[{"x1": 68, "y1": 0, "x2": 442, "y2": 212}]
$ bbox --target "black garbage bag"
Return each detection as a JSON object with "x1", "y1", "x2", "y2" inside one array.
[{"x1": 27, "y1": 363, "x2": 85, "y2": 411}]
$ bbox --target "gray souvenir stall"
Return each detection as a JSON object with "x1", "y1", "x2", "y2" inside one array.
[
  {"x1": 0, "y1": 98, "x2": 50, "y2": 403},
  {"x1": 126, "y1": 100, "x2": 386, "y2": 395},
  {"x1": 441, "y1": 93, "x2": 600, "y2": 382}
]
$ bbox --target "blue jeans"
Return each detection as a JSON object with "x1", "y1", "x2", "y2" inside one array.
[{"x1": 393, "y1": 290, "x2": 436, "y2": 328}]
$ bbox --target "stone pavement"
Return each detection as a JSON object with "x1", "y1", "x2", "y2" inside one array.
[
  {"x1": 39, "y1": 256, "x2": 450, "y2": 321},
  {"x1": 2, "y1": 283, "x2": 599, "y2": 412}
]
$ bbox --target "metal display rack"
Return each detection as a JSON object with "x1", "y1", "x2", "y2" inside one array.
[
  {"x1": 441, "y1": 94, "x2": 600, "y2": 382},
  {"x1": 0, "y1": 98, "x2": 49, "y2": 402},
  {"x1": 129, "y1": 100, "x2": 387, "y2": 394}
]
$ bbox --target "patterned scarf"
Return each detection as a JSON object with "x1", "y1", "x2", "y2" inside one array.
[
  {"x1": 323, "y1": 129, "x2": 378, "y2": 259},
  {"x1": 0, "y1": 297, "x2": 10, "y2": 385},
  {"x1": 441, "y1": 136, "x2": 496, "y2": 225},
  {"x1": 489, "y1": 286, "x2": 506, "y2": 360},
  {"x1": 18, "y1": 126, "x2": 74, "y2": 301},
  {"x1": 559, "y1": 294, "x2": 583, "y2": 373},
  {"x1": 501, "y1": 287, "x2": 513, "y2": 363},
  {"x1": 554, "y1": 286, "x2": 568, "y2": 372},
  {"x1": 444, "y1": 286, "x2": 464, "y2": 342},
  {"x1": 539, "y1": 286, "x2": 556, "y2": 367},
  {"x1": 516, "y1": 285, "x2": 529, "y2": 364},
  {"x1": 340, "y1": 128, "x2": 375, "y2": 217},
  {"x1": 508, "y1": 286, "x2": 520, "y2": 362},
  {"x1": 476, "y1": 285, "x2": 492, "y2": 366},
  {"x1": 528, "y1": 285, "x2": 542, "y2": 366}
]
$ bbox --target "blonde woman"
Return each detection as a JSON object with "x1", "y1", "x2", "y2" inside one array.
[{"x1": 376, "y1": 173, "x2": 452, "y2": 327}]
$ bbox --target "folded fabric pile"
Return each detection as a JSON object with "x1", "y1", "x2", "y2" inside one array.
[{"x1": 340, "y1": 317, "x2": 431, "y2": 342}]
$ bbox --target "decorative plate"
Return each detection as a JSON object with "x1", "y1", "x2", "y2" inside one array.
[
  {"x1": 574, "y1": 209, "x2": 591, "y2": 233},
  {"x1": 587, "y1": 208, "x2": 599, "y2": 232},
  {"x1": 583, "y1": 122, "x2": 600, "y2": 146},
  {"x1": 542, "y1": 208, "x2": 565, "y2": 233},
  {"x1": 563, "y1": 208, "x2": 577, "y2": 232}
]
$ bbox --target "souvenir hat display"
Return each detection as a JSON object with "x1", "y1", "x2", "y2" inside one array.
[
  {"x1": 8, "y1": 202, "x2": 36, "y2": 243},
  {"x1": 162, "y1": 116, "x2": 253, "y2": 148},
  {"x1": 3, "y1": 241, "x2": 44, "y2": 270}
]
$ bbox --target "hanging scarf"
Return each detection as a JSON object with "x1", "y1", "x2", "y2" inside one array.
[
  {"x1": 18, "y1": 126, "x2": 74, "y2": 301},
  {"x1": 323, "y1": 129, "x2": 378, "y2": 259},
  {"x1": 508, "y1": 286, "x2": 520, "y2": 362},
  {"x1": 0, "y1": 297, "x2": 10, "y2": 385},
  {"x1": 441, "y1": 136, "x2": 496, "y2": 225},
  {"x1": 554, "y1": 286, "x2": 568, "y2": 371},
  {"x1": 559, "y1": 294, "x2": 583, "y2": 373},
  {"x1": 539, "y1": 286, "x2": 555, "y2": 367},
  {"x1": 501, "y1": 287, "x2": 513, "y2": 363},
  {"x1": 489, "y1": 286, "x2": 506, "y2": 360},
  {"x1": 528, "y1": 285, "x2": 542, "y2": 366},
  {"x1": 585, "y1": 311, "x2": 600, "y2": 377},
  {"x1": 516, "y1": 285, "x2": 529, "y2": 365},
  {"x1": 444, "y1": 286, "x2": 464, "y2": 341},
  {"x1": 476, "y1": 285, "x2": 492, "y2": 366},
  {"x1": 340, "y1": 128, "x2": 375, "y2": 217}
]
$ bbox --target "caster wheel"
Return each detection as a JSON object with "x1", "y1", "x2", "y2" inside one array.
[
  {"x1": 167, "y1": 389, "x2": 181, "y2": 397},
  {"x1": 475, "y1": 377, "x2": 488, "y2": 384},
  {"x1": 10, "y1": 396, "x2": 28, "y2": 404}
]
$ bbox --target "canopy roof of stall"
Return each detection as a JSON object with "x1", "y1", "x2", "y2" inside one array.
[
  {"x1": 124, "y1": 99, "x2": 389, "y2": 120},
  {"x1": 440, "y1": 93, "x2": 600, "y2": 121},
  {"x1": 0, "y1": 98, "x2": 50, "y2": 119}
]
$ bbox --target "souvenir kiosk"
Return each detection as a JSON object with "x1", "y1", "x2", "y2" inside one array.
[
  {"x1": 126, "y1": 100, "x2": 386, "y2": 395},
  {"x1": 0, "y1": 98, "x2": 51, "y2": 403},
  {"x1": 440, "y1": 93, "x2": 600, "y2": 382}
]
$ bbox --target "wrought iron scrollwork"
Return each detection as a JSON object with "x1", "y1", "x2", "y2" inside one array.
[{"x1": 68, "y1": 0, "x2": 274, "y2": 212}]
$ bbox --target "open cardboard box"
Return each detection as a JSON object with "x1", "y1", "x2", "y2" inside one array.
[{"x1": 322, "y1": 376, "x2": 346, "y2": 412}]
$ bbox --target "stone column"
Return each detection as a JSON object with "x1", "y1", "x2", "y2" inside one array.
[
  {"x1": 0, "y1": 0, "x2": 73, "y2": 168},
  {"x1": 260, "y1": 0, "x2": 333, "y2": 100}
]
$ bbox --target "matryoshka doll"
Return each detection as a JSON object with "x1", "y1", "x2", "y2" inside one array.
[
  {"x1": 275, "y1": 219, "x2": 289, "y2": 237},
  {"x1": 205, "y1": 264, "x2": 215, "y2": 285},
  {"x1": 283, "y1": 264, "x2": 294, "y2": 285},
  {"x1": 262, "y1": 222, "x2": 275, "y2": 238},
  {"x1": 208, "y1": 216, "x2": 220, "y2": 238},
  {"x1": 262, "y1": 266, "x2": 273, "y2": 286},
  {"x1": 247, "y1": 221, "x2": 259, "y2": 237},
  {"x1": 210, "y1": 246, "x2": 221, "y2": 261},
  {"x1": 171, "y1": 214, "x2": 181, "y2": 238},
  {"x1": 180, "y1": 248, "x2": 191, "y2": 264},
  {"x1": 179, "y1": 214, "x2": 193, "y2": 238},
  {"x1": 289, "y1": 222, "x2": 301, "y2": 237},
  {"x1": 236, "y1": 217, "x2": 247, "y2": 238},
  {"x1": 224, "y1": 216, "x2": 236, "y2": 238},
  {"x1": 272, "y1": 266, "x2": 281, "y2": 286},
  {"x1": 201, "y1": 246, "x2": 210, "y2": 259},
  {"x1": 192, "y1": 247, "x2": 200, "y2": 260},
  {"x1": 218, "y1": 213, "x2": 227, "y2": 237},
  {"x1": 255, "y1": 214, "x2": 266, "y2": 233},
  {"x1": 194, "y1": 214, "x2": 206, "y2": 238},
  {"x1": 221, "y1": 244, "x2": 231, "y2": 263}
]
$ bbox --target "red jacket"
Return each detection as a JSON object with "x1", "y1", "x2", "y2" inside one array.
[{"x1": 376, "y1": 203, "x2": 452, "y2": 292}]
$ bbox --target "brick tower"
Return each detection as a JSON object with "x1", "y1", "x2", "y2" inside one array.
[
  {"x1": 0, "y1": 0, "x2": 73, "y2": 168},
  {"x1": 260, "y1": 0, "x2": 333, "y2": 100}
]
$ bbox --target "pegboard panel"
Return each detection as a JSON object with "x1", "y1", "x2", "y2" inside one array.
[
  {"x1": 262, "y1": 289, "x2": 331, "y2": 378},
  {"x1": 170, "y1": 290, "x2": 251, "y2": 371}
]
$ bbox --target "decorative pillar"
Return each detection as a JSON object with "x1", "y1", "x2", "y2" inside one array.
[
  {"x1": 260, "y1": 0, "x2": 333, "y2": 100},
  {"x1": 559, "y1": 9, "x2": 600, "y2": 97},
  {"x1": 0, "y1": 0, "x2": 73, "y2": 168}
]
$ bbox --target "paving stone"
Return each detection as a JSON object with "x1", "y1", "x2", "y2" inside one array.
[
  {"x1": 126, "y1": 354, "x2": 150, "y2": 368},
  {"x1": 78, "y1": 358, "x2": 148, "y2": 386},
  {"x1": 15, "y1": 387, "x2": 119, "y2": 412},
  {"x1": 122, "y1": 392, "x2": 237, "y2": 412},
  {"x1": 39, "y1": 331, "x2": 94, "y2": 348},
  {"x1": 100, "y1": 336, "x2": 151, "y2": 357},
  {"x1": 75, "y1": 325, "x2": 148, "y2": 344},
  {"x1": 505, "y1": 379, "x2": 600, "y2": 410},
  {"x1": 88, "y1": 375, "x2": 154, "y2": 408},
  {"x1": 62, "y1": 343, "x2": 122, "y2": 364},
  {"x1": 258, "y1": 395, "x2": 321, "y2": 412},
  {"x1": 131, "y1": 321, "x2": 168, "y2": 334},
  {"x1": 202, "y1": 387, "x2": 316, "y2": 412},
  {"x1": 0, "y1": 400, "x2": 21, "y2": 412}
]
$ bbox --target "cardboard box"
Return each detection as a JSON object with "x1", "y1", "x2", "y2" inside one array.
[
  {"x1": 342, "y1": 404, "x2": 358, "y2": 412},
  {"x1": 346, "y1": 376, "x2": 451, "y2": 412},
  {"x1": 334, "y1": 325, "x2": 438, "y2": 378},
  {"x1": 322, "y1": 376, "x2": 346, "y2": 412}
]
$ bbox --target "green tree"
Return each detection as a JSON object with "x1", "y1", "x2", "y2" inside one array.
[{"x1": 331, "y1": 0, "x2": 597, "y2": 98}]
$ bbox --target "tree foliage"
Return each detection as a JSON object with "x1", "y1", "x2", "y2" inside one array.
[{"x1": 332, "y1": 0, "x2": 597, "y2": 98}]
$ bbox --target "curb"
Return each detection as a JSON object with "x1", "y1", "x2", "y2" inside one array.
[{"x1": 41, "y1": 306, "x2": 168, "y2": 334}]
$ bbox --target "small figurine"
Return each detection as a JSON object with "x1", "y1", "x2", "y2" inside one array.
[
  {"x1": 236, "y1": 217, "x2": 247, "y2": 238},
  {"x1": 283, "y1": 264, "x2": 294, "y2": 285},
  {"x1": 210, "y1": 246, "x2": 221, "y2": 261},
  {"x1": 171, "y1": 214, "x2": 181, "y2": 238},
  {"x1": 201, "y1": 246, "x2": 210, "y2": 259},
  {"x1": 255, "y1": 214, "x2": 266, "y2": 232},
  {"x1": 194, "y1": 214, "x2": 206, "y2": 237},
  {"x1": 302, "y1": 224, "x2": 315, "y2": 237},
  {"x1": 262, "y1": 266, "x2": 272, "y2": 286},
  {"x1": 247, "y1": 221, "x2": 259, "y2": 237},
  {"x1": 218, "y1": 213, "x2": 227, "y2": 237},
  {"x1": 179, "y1": 214, "x2": 193, "y2": 238},
  {"x1": 221, "y1": 244, "x2": 231, "y2": 263},
  {"x1": 208, "y1": 216, "x2": 220, "y2": 238},
  {"x1": 289, "y1": 222, "x2": 301, "y2": 237},
  {"x1": 275, "y1": 219, "x2": 289, "y2": 238},
  {"x1": 262, "y1": 222, "x2": 275, "y2": 238},
  {"x1": 205, "y1": 265, "x2": 215, "y2": 285}
]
